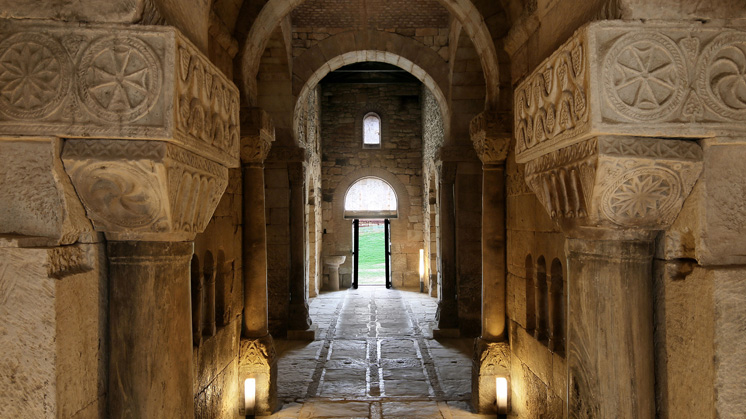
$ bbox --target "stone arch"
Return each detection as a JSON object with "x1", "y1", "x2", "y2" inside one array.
[
  {"x1": 240, "y1": 0, "x2": 501, "y2": 108},
  {"x1": 329, "y1": 168, "x2": 413, "y2": 287},
  {"x1": 292, "y1": 40, "x2": 451, "y2": 144}
]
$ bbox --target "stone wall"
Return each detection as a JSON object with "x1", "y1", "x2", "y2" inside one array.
[
  {"x1": 422, "y1": 86, "x2": 444, "y2": 295},
  {"x1": 320, "y1": 81, "x2": 424, "y2": 289},
  {"x1": 505, "y1": 139, "x2": 567, "y2": 418},
  {"x1": 191, "y1": 167, "x2": 244, "y2": 419}
]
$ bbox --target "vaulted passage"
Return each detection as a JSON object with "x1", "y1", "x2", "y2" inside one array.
[{"x1": 1, "y1": 1, "x2": 746, "y2": 419}]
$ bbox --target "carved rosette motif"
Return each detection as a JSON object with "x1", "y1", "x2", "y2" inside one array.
[
  {"x1": 62, "y1": 140, "x2": 228, "y2": 241},
  {"x1": 470, "y1": 112, "x2": 510, "y2": 164},
  {"x1": 0, "y1": 21, "x2": 239, "y2": 168},
  {"x1": 525, "y1": 136, "x2": 702, "y2": 231},
  {"x1": 515, "y1": 21, "x2": 746, "y2": 164}
]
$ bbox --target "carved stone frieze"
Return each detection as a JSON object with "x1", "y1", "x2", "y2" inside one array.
[
  {"x1": 62, "y1": 139, "x2": 228, "y2": 241},
  {"x1": 525, "y1": 136, "x2": 702, "y2": 231},
  {"x1": 0, "y1": 21, "x2": 239, "y2": 167},
  {"x1": 515, "y1": 21, "x2": 746, "y2": 164},
  {"x1": 241, "y1": 107, "x2": 275, "y2": 164},
  {"x1": 470, "y1": 112, "x2": 511, "y2": 164},
  {"x1": 239, "y1": 335, "x2": 277, "y2": 370}
]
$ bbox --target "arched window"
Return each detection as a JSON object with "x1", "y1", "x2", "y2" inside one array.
[
  {"x1": 363, "y1": 112, "x2": 381, "y2": 147},
  {"x1": 525, "y1": 255, "x2": 535, "y2": 334},
  {"x1": 537, "y1": 256, "x2": 549, "y2": 344},
  {"x1": 550, "y1": 258, "x2": 565, "y2": 356},
  {"x1": 344, "y1": 177, "x2": 397, "y2": 218}
]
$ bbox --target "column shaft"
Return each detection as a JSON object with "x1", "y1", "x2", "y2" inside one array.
[
  {"x1": 288, "y1": 162, "x2": 312, "y2": 333},
  {"x1": 481, "y1": 165, "x2": 506, "y2": 340},
  {"x1": 566, "y1": 238, "x2": 655, "y2": 419},
  {"x1": 242, "y1": 164, "x2": 269, "y2": 336},
  {"x1": 107, "y1": 241, "x2": 194, "y2": 419},
  {"x1": 436, "y1": 162, "x2": 458, "y2": 333}
]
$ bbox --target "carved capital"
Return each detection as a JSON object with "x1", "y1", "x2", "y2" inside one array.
[
  {"x1": 239, "y1": 334, "x2": 278, "y2": 415},
  {"x1": 525, "y1": 136, "x2": 702, "y2": 232},
  {"x1": 0, "y1": 21, "x2": 239, "y2": 167},
  {"x1": 240, "y1": 107, "x2": 275, "y2": 164},
  {"x1": 470, "y1": 112, "x2": 510, "y2": 164},
  {"x1": 62, "y1": 140, "x2": 228, "y2": 241},
  {"x1": 515, "y1": 21, "x2": 746, "y2": 164}
]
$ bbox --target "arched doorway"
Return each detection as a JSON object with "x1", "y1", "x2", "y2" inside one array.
[{"x1": 344, "y1": 177, "x2": 398, "y2": 289}]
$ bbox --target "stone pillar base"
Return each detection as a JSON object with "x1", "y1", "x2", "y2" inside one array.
[
  {"x1": 432, "y1": 328, "x2": 460, "y2": 338},
  {"x1": 287, "y1": 324, "x2": 318, "y2": 340},
  {"x1": 239, "y1": 335, "x2": 278, "y2": 416},
  {"x1": 472, "y1": 338, "x2": 510, "y2": 414}
]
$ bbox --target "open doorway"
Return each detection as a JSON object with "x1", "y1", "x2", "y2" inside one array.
[{"x1": 351, "y1": 218, "x2": 392, "y2": 288}]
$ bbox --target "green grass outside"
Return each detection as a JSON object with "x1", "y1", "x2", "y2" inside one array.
[{"x1": 358, "y1": 224, "x2": 385, "y2": 285}]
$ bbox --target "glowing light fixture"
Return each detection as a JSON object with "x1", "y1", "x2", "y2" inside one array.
[
  {"x1": 244, "y1": 378, "x2": 256, "y2": 415},
  {"x1": 419, "y1": 249, "x2": 425, "y2": 292},
  {"x1": 496, "y1": 377, "x2": 508, "y2": 414}
]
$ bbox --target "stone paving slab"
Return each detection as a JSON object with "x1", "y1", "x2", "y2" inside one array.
[{"x1": 272, "y1": 287, "x2": 482, "y2": 417}]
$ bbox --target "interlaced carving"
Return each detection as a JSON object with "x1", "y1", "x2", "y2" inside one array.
[{"x1": 240, "y1": 335, "x2": 277, "y2": 369}]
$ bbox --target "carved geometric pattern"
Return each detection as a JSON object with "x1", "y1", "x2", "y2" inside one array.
[
  {"x1": 78, "y1": 36, "x2": 161, "y2": 123},
  {"x1": 0, "y1": 22, "x2": 240, "y2": 168},
  {"x1": 0, "y1": 33, "x2": 71, "y2": 119},
  {"x1": 600, "y1": 167, "x2": 680, "y2": 227},
  {"x1": 603, "y1": 31, "x2": 687, "y2": 121},
  {"x1": 240, "y1": 336, "x2": 277, "y2": 370},
  {"x1": 514, "y1": 22, "x2": 746, "y2": 164},
  {"x1": 597, "y1": 136, "x2": 701, "y2": 160},
  {"x1": 697, "y1": 32, "x2": 746, "y2": 121}
]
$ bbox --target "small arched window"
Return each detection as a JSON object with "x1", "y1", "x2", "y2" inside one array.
[{"x1": 363, "y1": 112, "x2": 381, "y2": 147}]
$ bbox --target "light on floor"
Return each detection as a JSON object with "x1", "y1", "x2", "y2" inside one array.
[
  {"x1": 244, "y1": 377, "x2": 256, "y2": 415},
  {"x1": 496, "y1": 376, "x2": 509, "y2": 414},
  {"x1": 419, "y1": 249, "x2": 425, "y2": 292}
]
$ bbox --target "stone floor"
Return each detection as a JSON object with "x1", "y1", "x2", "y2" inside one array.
[{"x1": 270, "y1": 287, "x2": 491, "y2": 418}]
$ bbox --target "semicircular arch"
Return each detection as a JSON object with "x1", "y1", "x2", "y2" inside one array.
[{"x1": 240, "y1": 0, "x2": 500, "y2": 109}]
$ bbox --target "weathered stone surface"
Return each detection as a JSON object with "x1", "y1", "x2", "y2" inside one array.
[
  {"x1": 470, "y1": 111, "x2": 510, "y2": 164},
  {"x1": 471, "y1": 339, "x2": 510, "y2": 413},
  {"x1": 0, "y1": 138, "x2": 92, "y2": 244},
  {"x1": 0, "y1": 21, "x2": 239, "y2": 167},
  {"x1": 515, "y1": 21, "x2": 746, "y2": 164},
  {"x1": 0, "y1": 243, "x2": 106, "y2": 419},
  {"x1": 62, "y1": 140, "x2": 228, "y2": 241}
]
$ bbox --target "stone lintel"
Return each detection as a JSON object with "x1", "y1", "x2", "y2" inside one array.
[
  {"x1": 525, "y1": 136, "x2": 702, "y2": 235},
  {"x1": 0, "y1": 21, "x2": 239, "y2": 167},
  {"x1": 470, "y1": 111, "x2": 511, "y2": 165},
  {"x1": 514, "y1": 21, "x2": 746, "y2": 164},
  {"x1": 62, "y1": 139, "x2": 228, "y2": 242},
  {"x1": 472, "y1": 338, "x2": 510, "y2": 413},
  {"x1": 240, "y1": 107, "x2": 275, "y2": 164},
  {"x1": 239, "y1": 335, "x2": 278, "y2": 416},
  {"x1": 0, "y1": 137, "x2": 93, "y2": 245}
]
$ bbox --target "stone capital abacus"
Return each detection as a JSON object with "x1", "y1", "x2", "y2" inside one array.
[
  {"x1": 62, "y1": 139, "x2": 229, "y2": 241},
  {"x1": 240, "y1": 107, "x2": 275, "y2": 165},
  {"x1": 0, "y1": 20, "x2": 240, "y2": 168},
  {"x1": 514, "y1": 21, "x2": 746, "y2": 166},
  {"x1": 470, "y1": 111, "x2": 510, "y2": 165}
]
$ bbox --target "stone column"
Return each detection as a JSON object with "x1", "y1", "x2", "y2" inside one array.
[
  {"x1": 107, "y1": 241, "x2": 194, "y2": 418},
  {"x1": 287, "y1": 161, "x2": 316, "y2": 340},
  {"x1": 0, "y1": 20, "x2": 238, "y2": 419},
  {"x1": 239, "y1": 108, "x2": 277, "y2": 415},
  {"x1": 469, "y1": 112, "x2": 511, "y2": 412},
  {"x1": 520, "y1": 137, "x2": 701, "y2": 418},
  {"x1": 434, "y1": 161, "x2": 459, "y2": 337}
]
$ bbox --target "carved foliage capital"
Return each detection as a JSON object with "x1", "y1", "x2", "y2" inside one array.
[
  {"x1": 62, "y1": 139, "x2": 228, "y2": 241},
  {"x1": 470, "y1": 112, "x2": 511, "y2": 164},
  {"x1": 525, "y1": 136, "x2": 702, "y2": 232},
  {"x1": 240, "y1": 107, "x2": 275, "y2": 164}
]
